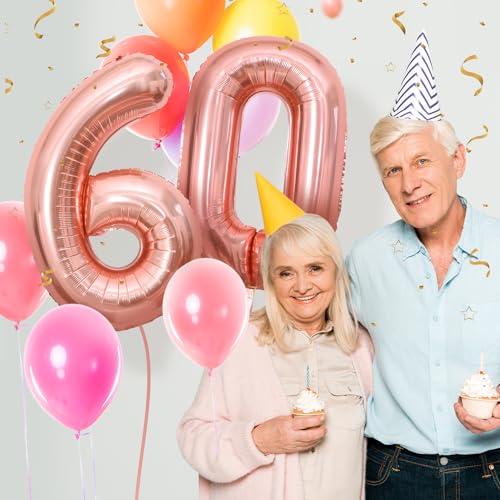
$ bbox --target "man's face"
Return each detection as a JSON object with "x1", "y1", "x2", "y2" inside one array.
[{"x1": 376, "y1": 129, "x2": 466, "y2": 231}]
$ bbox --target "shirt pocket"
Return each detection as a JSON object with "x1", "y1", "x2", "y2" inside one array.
[
  {"x1": 325, "y1": 377, "x2": 365, "y2": 430},
  {"x1": 461, "y1": 301, "x2": 500, "y2": 372},
  {"x1": 280, "y1": 378, "x2": 302, "y2": 410}
]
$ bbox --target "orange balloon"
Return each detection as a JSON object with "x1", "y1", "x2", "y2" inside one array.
[{"x1": 135, "y1": 0, "x2": 226, "y2": 54}]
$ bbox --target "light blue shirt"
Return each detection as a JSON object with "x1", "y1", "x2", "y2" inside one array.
[{"x1": 346, "y1": 197, "x2": 500, "y2": 455}]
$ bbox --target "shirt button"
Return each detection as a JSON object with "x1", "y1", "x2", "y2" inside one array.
[
  {"x1": 425, "y1": 272, "x2": 431, "y2": 279},
  {"x1": 433, "y1": 315, "x2": 439, "y2": 322},
  {"x1": 440, "y1": 457, "x2": 449, "y2": 466}
]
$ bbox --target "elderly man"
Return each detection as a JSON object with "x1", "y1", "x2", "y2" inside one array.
[{"x1": 346, "y1": 31, "x2": 500, "y2": 499}]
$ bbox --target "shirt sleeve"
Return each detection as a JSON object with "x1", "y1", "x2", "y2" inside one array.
[
  {"x1": 177, "y1": 367, "x2": 275, "y2": 484},
  {"x1": 345, "y1": 250, "x2": 366, "y2": 327}
]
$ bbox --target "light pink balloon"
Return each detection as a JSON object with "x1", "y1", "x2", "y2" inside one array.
[
  {"x1": 24, "y1": 304, "x2": 122, "y2": 432},
  {"x1": 0, "y1": 201, "x2": 46, "y2": 323},
  {"x1": 321, "y1": 0, "x2": 343, "y2": 18},
  {"x1": 178, "y1": 36, "x2": 347, "y2": 288},
  {"x1": 162, "y1": 258, "x2": 249, "y2": 371}
]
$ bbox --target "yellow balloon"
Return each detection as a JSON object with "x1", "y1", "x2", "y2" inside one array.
[{"x1": 213, "y1": 0, "x2": 300, "y2": 51}]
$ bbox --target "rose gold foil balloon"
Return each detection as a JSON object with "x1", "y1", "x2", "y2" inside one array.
[
  {"x1": 25, "y1": 54, "x2": 201, "y2": 330},
  {"x1": 178, "y1": 36, "x2": 347, "y2": 288}
]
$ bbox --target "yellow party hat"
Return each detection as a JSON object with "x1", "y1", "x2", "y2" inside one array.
[{"x1": 255, "y1": 172, "x2": 305, "y2": 235}]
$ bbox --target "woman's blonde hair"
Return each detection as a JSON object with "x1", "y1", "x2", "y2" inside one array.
[
  {"x1": 251, "y1": 214, "x2": 358, "y2": 354},
  {"x1": 370, "y1": 116, "x2": 460, "y2": 156}
]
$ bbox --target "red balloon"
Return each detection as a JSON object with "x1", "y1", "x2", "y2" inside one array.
[{"x1": 103, "y1": 36, "x2": 190, "y2": 140}]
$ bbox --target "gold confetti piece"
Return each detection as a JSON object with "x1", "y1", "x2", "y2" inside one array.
[
  {"x1": 93, "y1": 84, "x2": 97, "y2": 90},
  {"x1": 119, "y1": 279, "x2": 125, "y2": 284},
  {"x1": 18, "y1": 139, "x2": 24, "y2": 144},
  {"x1": 483, "y1": 203, "x2": 489, "y2": 208},
  {"x1": 34, "y1": 0, "x2": 56, "y2": 39},
  {"x1": 309, "y1": 8, "x2": 314, "y2": 13},
  {"x1": 138, "y1": 22, "x2": 144, "y2": 27},
  {"x1": 418, "y1": 284, "x2": 424, "y2": 289},
  {"x1": 96, "y1": 35, "x2": 116, "y2": 59},
  {"x1": 99, "y1": 240, "x2": 106, "y2": 246},
  {"x1": 350, "y1": 58, "x2": 355, "y2": 63},
  {"x1": 48, "y1": 65, "x2": 54, "y2": 71},
  {"x1": 40, "y1": 269, "x2": 54, "y2": 287},
  {"x1": 469, "y1": 248, "x2": 491, "y2": 277},
  {"x1": 73, "y1": 21, "x2": 80, "y2": 28},
  {"x1": 392, "y1": 11, "x2": 406, "y2": 35},
  {"x1": 4, "y1": 78, "x2": 13, "y2": 94},
  {"x1": 370, "y1": 322, "x2": 376, "y2": 327},
  {"x1": 460, "y1": 55, "x2": 484, "y2": 96},
  {"x1": 423, "y1": 1, "x2": 428, "y2": 6},
  {"x1": 277, "y1": 36, "x2": 293, "y2": 51},
  {"x1": 466, "y1": 124, "x2": 488, "y2": 153},
  {"x1": 352, "y1": 36, "x2": 358, "y2": 41},
  {"x1": 480, "y1": 21, "x2": 486, "y2": 26}
]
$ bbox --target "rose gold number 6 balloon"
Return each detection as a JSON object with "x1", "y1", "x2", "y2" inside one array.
[
  {"x1": 178, "y1": 36, "x2": 347, "y2": 288},
  {"x1": 25, "y1": 54, "x2": 201, "y2": 331}
]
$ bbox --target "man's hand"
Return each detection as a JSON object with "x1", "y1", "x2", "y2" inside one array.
[
  {"x1": 252, "y1": 414, "x2": 326, "y2": 455},
  {"x1": 454, "y1": 392, "x2": 500, "y2": 434}
]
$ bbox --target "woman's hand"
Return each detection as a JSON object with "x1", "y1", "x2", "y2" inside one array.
[{"x1": 251, "y1": 414, "x2": 326, "y2": 455}]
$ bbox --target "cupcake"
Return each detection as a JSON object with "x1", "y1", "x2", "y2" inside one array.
[
  {"x1": 460, "y1": 368, "x2": 499, "y2": 419},
  {"x1": 292, "y1": 388, "x2": 326, "y2": 416}
]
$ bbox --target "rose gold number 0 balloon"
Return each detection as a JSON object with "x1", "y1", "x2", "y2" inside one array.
[
  {"x1": 179, "y1": 36, "x2": 347, "y2": 288},
  {"x1": 25, "y1": 55, "x2": 201, "y2": 331}
]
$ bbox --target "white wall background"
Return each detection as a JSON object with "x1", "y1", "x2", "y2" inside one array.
[{"x1": 1, "y1": 1, "x2": 499, "y2": 498}]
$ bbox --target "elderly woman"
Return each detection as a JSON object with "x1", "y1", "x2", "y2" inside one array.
[{"x1": 177, "y1": 212, "x2": 373, "y2": 500}]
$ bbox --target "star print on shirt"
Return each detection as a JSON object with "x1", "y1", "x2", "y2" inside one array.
[
  {"x1": 461, "y1": 306, "x2": 477, "y2": 321},
  {"x1": 391, "y1": 240, "x2": 404, "y2": 254}
]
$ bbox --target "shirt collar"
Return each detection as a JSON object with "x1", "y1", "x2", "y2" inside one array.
[
  {"x1": 286, "y1": 320, "x2": 334, "y2": 337},
  {"x1": 400, "y1": 196, "x2": 478, "y2": 262}
]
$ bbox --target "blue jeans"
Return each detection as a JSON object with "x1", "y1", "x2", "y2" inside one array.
[{"x1": 366, "y1": 438, "x2": 500, "y2": 500}]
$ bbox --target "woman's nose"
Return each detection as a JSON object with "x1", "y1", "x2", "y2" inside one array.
[{"x1": 294, "y1": 273, "x2": 312, "y2": 294}]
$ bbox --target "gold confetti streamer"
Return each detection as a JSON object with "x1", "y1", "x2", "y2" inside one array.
[
  {"x1": 392, "y1": 11, "x2": 406, "y2": 35},
  {"x1": 469, "y1": 248, "x2": 491, "y2": 277},
  {"x1": 74, "y1": 21, "x2": 80, "y2": 28},
  {"x1": 423, "y1": 2, "x2": 428, "y2": 6},
  {"x1": 96, "y1": 35, "x2": 116, "y2": 59},
  {"x1": 18, "y1": 139, "x2": 24, "y2": 144},
  {"x1": 480, "y1": 21, "x2": 486, "y2": 27},
  {"x1": 466, "y1": 124, "x2": 488, "y2": 153},
  {"x1": 349, "y1": 58, "x2": 355, "y2": 63},
  {"x1": 277, "y1": 36, "x2": 293, "y2": 51},
  {"x1": 34, "y1": 0, "x2": 56, "y2": 39},
  {"x1": 48, "y1": 65, "x2": 54, "y2": 71},
  {"x1": 40, "y1": 269, "x2": 54, "y2": 286},
  {"x1": 483, "y1": 203, "x2": 489, "y2": 208},
  {"x1": 460, "y1": 55, "x2": 484, "y2": 96},
  {"x1": 4, "y1": 78, "x2": 13, "y2": 94}
]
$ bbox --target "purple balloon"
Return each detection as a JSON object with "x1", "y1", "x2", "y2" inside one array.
[{"x1": 160, "y1": 92, "x2": 280, "y2": 170}]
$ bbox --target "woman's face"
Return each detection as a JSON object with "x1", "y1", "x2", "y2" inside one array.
[{"x1": 271, "y1": 245, "x2": 336, "y2": 334}]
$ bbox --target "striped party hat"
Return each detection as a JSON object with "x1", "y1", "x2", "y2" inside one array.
[{"x1": 390, "y1": 31, "x2": 441, "y2": 121}]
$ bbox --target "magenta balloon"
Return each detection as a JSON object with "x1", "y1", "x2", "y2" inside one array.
[
  {"x1": 162, "y1": 258, "x2": 249, "y2": 371},
  {"x1": 24, "y1": 304, "x2": 122, "y2": 431},
  {"x1": 0, "y1": 201, "x2": 47, "y2": 323}
]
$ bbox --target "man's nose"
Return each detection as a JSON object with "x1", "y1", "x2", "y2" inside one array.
[{"x1": 401, "y1": 168, "x2": 421, "y2": 194}]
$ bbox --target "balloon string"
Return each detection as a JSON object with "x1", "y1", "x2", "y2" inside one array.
[
  {"x1": 209, "y1": 372, "x2": 220, "y2": 455},
  {"x1": 135, "y1": 325, "x2": 151, "y2": 500},
  {"x1": 78, "y1": 434, "x2": 87, "y2": 500},
  {"x1": 85, "y1": 431, "x2": 97, "y2": 500},
  {"x1": 14, "y1": 321, "x2": 33, "y2": 500}
]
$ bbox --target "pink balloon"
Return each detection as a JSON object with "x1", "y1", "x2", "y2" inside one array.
[
  {"x1": 162, "y1": 258, "x2": 249, "y2": 371},
  {"x1": 0, "y1": 201, "x2": 46, "y2": 323},
  {"x1": 24, "y1": 304, "x2": 122, "y2": 432},
  {"x1": 321, "y1": 0, "x2": 343, "y2": 18}
]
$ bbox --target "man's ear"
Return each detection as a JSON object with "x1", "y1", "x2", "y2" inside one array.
[{"x1": 454, "y1": 143, "x2": 466, "y2": 179}]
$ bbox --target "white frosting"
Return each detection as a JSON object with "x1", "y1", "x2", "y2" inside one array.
[
  {"x1": 461, "y1": 371, "x2": 499, "y2": 399},
  {"x1": 293, "y1": 389, "x2": 325, "y2": 413}
]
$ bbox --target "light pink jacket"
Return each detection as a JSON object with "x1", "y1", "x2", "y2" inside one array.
[{"x1": 177, "y1": 322, "x2": 374, "y2": 500}]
